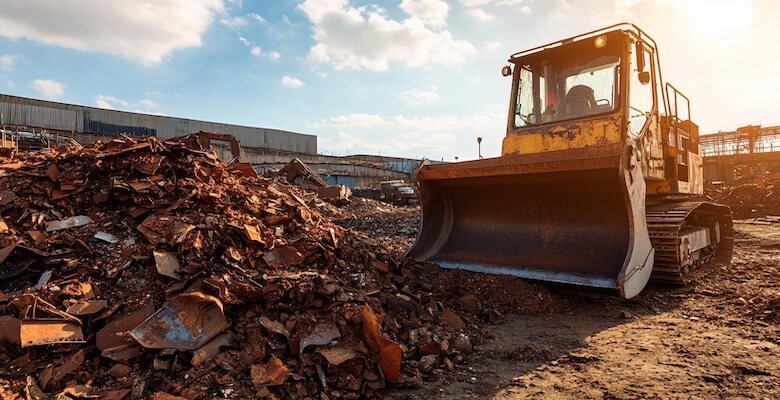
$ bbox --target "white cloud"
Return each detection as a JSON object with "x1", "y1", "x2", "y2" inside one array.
[
  {"x1": 400, "y1": 0, "x2": 450, "y2": 28},
  {"x1": 313, "y1": 105, "x2": 505, "y2": 158},
  {"x1": 0, "y1": 0, "x2": 224, "y2": 65},
  {"x1": 460, "y1": 0, "x2": 527, "y2": 6},
  {"x1": 315, "y1": 113, "x2": 391, "y2": 129},
  {"x1": 31, "y1": 79, "x2": 64, "y2": 99},
  {"x1": 247, "y1": 12, "x2": 266, "y2": 23},
  {"x1": 298, "y1": 0, "x2": 474, "y2": 71},
  {"x1": 238, "y1": 36, "x2": 280, "y2": 60},
  {"x1": 466, "y1": 8, "x2": 495, "y2": 21},
  {"x1": 400, "y1": 87, "x2": 440, "y2": 106},
  {"x1": 220, "y1": 15, "x2": 247, "y2": 28},
  {"x1": 95, "y1": 95, "x2": 127, "y2": 109},
  {"x1": 281, "y1": 75, "x2": 304, "y2": 88},
  {"x1": 314, "y1": 108, "x2": 503, "y2": 133},
  {"x1": 0, "y1": 54, "x2": 18, "y2": 70},
  {"x1": 95, "y1": 95, "x2": 162, "y2": 114},
  {"x1": 460, "y1": 0, "x2": 531, "y2": 15}
]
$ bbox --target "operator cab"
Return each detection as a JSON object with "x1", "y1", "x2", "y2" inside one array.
[{"x1": 511, "y1": 30, "x2": 624, "y2": 128}]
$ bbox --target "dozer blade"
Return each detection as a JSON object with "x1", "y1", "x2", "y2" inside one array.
[{"x1": 406, "y1": 151, "x2": 655, "y2": 298}]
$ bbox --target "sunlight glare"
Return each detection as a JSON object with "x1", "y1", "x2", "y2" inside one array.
[{"x1": 689, "y1": 0, "x2": 749, "y2": 38}]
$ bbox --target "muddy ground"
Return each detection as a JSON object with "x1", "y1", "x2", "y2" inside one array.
[{"x1": 338, "y1": 200, "x2": 779, "y2": 400}]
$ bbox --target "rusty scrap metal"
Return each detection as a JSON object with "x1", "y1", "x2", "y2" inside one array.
[
  {"x1": 129, "y1": 292, "x2": 229, "y2": 351},
  {"x1": 0, "y1": 134, "x2": 480, "y2": 399}
]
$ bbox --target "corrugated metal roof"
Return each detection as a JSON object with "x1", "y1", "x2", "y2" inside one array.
[{"x1": 0, "y1": 94, "x2": 317, "y2": 154}]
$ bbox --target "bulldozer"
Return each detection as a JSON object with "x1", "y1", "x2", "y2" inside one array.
[{"x1": 406, "y1": 23, "x2": 733, "y2": 299}]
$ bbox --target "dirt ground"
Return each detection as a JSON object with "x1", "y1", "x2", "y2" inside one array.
[{"x1": 339, "y1": 203, "x2": 779, "y2": 400}]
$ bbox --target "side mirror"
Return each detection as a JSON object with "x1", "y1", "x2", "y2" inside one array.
[
  {"x1": 638, "y1": 71, "x2": 651, "y2": 85},
  {"x1": 501, "y1": 65, "x2": 512, "y2": 77},
  {"x1": 635, "y1": 40, "x2": 646, "y2": 73}
]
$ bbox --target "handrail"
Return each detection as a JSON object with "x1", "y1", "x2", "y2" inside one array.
[{"x1": 508, "y1": 23, "x2": 658, "y2": 59}]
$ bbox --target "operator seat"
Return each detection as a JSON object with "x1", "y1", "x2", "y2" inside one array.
[{"x1": 561, "y1": 85, "x2": 597, "y2": 118}]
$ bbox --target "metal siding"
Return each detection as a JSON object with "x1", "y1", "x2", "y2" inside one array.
[
  {"x1": 1, "y1": 101, "x2": 82, "y2": 132},
  {"x1": 337, "y1": 176, "x2": 356, "y2": 188},
  {"x1": 323, "y1": 175, "x2": 356, "y2": 188},
  {"x1": 0, "y1": 94, "x2": 317, "y2": 154}
]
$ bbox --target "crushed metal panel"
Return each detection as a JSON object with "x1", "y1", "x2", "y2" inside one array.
[
  {"x1": 65, "y1": 300, "x2": 108, "y2": 316},
  {"x1": 129, "y1": 292, "x2": 229, "y2": 351},
  {"x1": 45, "y1": 216, "x2": 93, "y2": 232},
  {"x1": 20, "y1": 320, "x2": 85, "y2": 347},
  {"x1": 96, "y1": 305, "x2": 155, "y2": 352}
]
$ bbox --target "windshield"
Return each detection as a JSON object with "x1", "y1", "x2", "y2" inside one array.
[{"x1": 514, "y1": 53, "x2": 621, "y2": 128}]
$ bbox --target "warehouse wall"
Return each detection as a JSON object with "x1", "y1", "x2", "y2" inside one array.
[{"x1": 0, "y1": 94, "x2": 317, "y2": 154}]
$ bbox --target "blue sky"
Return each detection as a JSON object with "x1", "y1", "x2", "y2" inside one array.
[{"x1": 0, "y1": 0, "x2": 778, "y2": 160}]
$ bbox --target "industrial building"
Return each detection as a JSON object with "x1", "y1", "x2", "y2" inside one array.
[
  {"x1": 0, "y1": 93, "x2": 421, "y2": 189},
  {"x1": 0, "y1": 94, "x2": 316, "y2": 154},
  {"x1": 701, "y1": 125, "x2": 780, "y2": 181}
]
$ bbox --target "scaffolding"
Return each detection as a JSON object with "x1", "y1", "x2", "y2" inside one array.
[{"x1": 701, "y1": 125, "x2": 780, "y2": 157}]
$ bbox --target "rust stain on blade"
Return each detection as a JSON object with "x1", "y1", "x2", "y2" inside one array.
[{"x1": 129, "y1": 292, "x2": 229, "y2": 351}]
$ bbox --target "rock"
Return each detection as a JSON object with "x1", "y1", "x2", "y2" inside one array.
[
  {"x1": 452, "y1": 334, "x2": 473, "y2": 353},
  {"x1": 418, "y1": 355, "x2": 437, "y2": 372},
  {"x1": 108, "y1": 364, "x2": 131, "y2": 379}
]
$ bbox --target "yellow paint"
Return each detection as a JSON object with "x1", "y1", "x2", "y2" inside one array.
[{"x1": 502, "y1": 117, "x2": 623, "y2": 156}]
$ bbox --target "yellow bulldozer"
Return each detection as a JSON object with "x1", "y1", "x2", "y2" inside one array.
[{"x1": 406, "y1": 23, "x2": 733, "y2": 299}]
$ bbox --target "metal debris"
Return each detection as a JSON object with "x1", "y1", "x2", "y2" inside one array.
[
  {"x1": 153, "y1": 250, "x2": 183, "y2": 280},
  {"x1": 93, "y1": 231, "x2": 119, "y2": 244},
  {"x1": 130, "y1": 292, "x2": 229, "y2": 350},
  {"x1": 0, "y1": 243, "x2": 45, "y2": 280},
  {"x1": 362, "y1": 305, "x2": 402, "y2": 383},
  {"x1": 317, "y1": 345, "x2": 362, "y2": 366},
  {"x1": 0, "y1": 134, "x2": 477, "y2": 399},
  {"x1": 44, "y1": 216, "x2": 93, "y2": 232},
  {"x1": 20, "y1": 320, "x2": 85, "y2": 347},
  {"x1": 66, "y1": 300, "x2": 108, "y2": 316},
  {"x1": 191, "y1": 332, "x2": 235, "y2": 366},
  {"x1": 299, "y1": 322, "x2": 341, "y2": 356},
  {"x1": 251, "y1": 356, "x2": 290, "y2": 387}
]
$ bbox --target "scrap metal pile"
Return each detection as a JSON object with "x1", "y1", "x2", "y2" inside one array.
[
  {"x1": 0, "y1": 135, "x2": 481, "y2": 399},
  {"x1": 706, "y1": 174, "x2": 780, "y2": 219}
]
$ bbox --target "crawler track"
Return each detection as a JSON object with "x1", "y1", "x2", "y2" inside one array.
[{"x1": 646, "y1": 199, "x2": 734, "y2": 285}]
